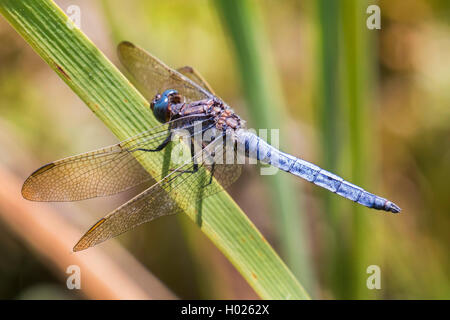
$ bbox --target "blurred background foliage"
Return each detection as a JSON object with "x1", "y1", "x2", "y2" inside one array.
[{"x1": 0, "y1": 0, "x2": 449, "y2": 299}]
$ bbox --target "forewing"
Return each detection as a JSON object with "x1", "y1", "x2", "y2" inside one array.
[
  {"x1": 22, "y1": 116, "x2": 211, "y2": 202},
  {"x1": 22, "y1": 144, "x2": 154, "y2": 202},
  {"x1": 177, "y1": 66, "x2": 216, "y2": 96},
  {"x1": 73, "y1": 135, "x2": 242, "y2": 251},
  {"x1": 118, "y1": 41, "x2": 213, "y2": 102}
]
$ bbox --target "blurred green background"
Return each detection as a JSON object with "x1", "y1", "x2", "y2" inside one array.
[{"x1": 0, "y1": 0, "x2": 448, "y2": 299}]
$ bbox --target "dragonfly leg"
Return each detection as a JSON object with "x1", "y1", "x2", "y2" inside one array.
[
  {"x1": 168, "y1": 138, "x2": 216, "y2": 185},
  {"x1": 135, "y1": 133, "x2": 172, "y2": 152},
  {"x1": 165, "y1": 163, "x2": 199, "y2": 185},
  {"x1": 169, "y1": 164, "x2": 198, "y2": 175},
  {"x1": 165, "y1": 142, "x2": 198, "y2": 184},
  {"x1": 170, "y1": 139, "x2": 199, "y2": 174},
  {"x1": 205, "y1": 162, "x2": 215, "y2": 187},
  {"x1": 201, "y1": 138, "x2": 217, "y2": 187},
  {"x1": 171, "y1": 162, "x2": 214, "y2": 187}
]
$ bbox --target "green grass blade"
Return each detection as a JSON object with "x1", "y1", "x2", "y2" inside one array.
[
  {"x1": 214, "y1": 0, "x2": 315, "y2": 292},
  {"x1": 316, "y1": 0, "x2": 377, "y2": 298},
  {"x1": 340, "y1": 0, "x2": 375, "y2": 299},
  {"x1": 316, "y1": 0, "x2": 352, "y2": 298},
  {"x1": 0, "y1": 0, "x2": 309, "y2": 299}
]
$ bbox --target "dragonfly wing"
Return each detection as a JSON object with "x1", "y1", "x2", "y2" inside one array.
[
  {"x1": 22, "y1": 116, "x2": 211, "y2": 202},
  {"x1": 73, "y1": 135, "x2": 242, "y2": 251},
  {"x1": 22, "y1": 144, "x2": 154, "y2": 202},
  {"x1": 73, "y1": 179, "x2": 179, "y2": 251},
  {"x1": 118, "y1": 41, "x2": 213, "y2": 102},
  {"x1": 177, "y1": 66, "x2": 216, "y2": 96}
]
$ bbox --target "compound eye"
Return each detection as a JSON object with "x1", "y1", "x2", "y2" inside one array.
[
  {"x1": 152, "y1": 94, "x2": 170, "y2": 123},
  {"x1": 150, "y1": 94, "x2": 161, "y2": 111},
  {"x1": 162, "y1": 89, "x2": 178, "y2": 98}
]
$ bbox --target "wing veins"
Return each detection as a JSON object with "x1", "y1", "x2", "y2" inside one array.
[
  {"x1": 73, "y1": 133, "x2": 228, "y2": 251},
  {"x1": 22, "y1": 116, "x2": 214, "y2": 201}
]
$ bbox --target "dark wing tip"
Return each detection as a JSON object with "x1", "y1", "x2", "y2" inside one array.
[
  {"x1": 118, "y1": 40, "x2": 135, "y2": 49},
  {"x1": 22, "y1": 163, "x2": 55, "y2": 200},
  {"x1": 117, "y1": 41, "x2": 136, "y2": 59},
  {"x1": 178, "y1": 66, "x2": 194, "y2": 73},
  {"x1": 30, "y1": 162, "x2": 56, "y2": 177},
  {"x1": 72, "y1": 244, "x2": 84, "y2": 252},
  {"x1": 21, "y1": 181, "x2": 31, "y2": 200},
  {"x1": 73, "y1": 218, "x2": 107, "y2": 252},
  {"x1": 73, "y1": 236, "x2": 89, "y2": 252},
  {"x1": 21, "y1": 182, "x2": 41, "y2": 201}
]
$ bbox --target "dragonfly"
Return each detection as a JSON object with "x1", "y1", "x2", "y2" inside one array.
[{"x1": 22, "y1": 41, "x2": 401, "y2": 252}]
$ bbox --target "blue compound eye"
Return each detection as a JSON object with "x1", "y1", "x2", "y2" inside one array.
[
  {"x1": 162, "y1": 89, "x2": 178, "y2": 98},
  {"x1": 150, "y1": 89, "x2": 178, "y2": 123}
]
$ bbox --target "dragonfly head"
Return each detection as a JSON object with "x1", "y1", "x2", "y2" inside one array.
[{"x1": 150, "y1": 89, "x2": 179, "y2": 123}]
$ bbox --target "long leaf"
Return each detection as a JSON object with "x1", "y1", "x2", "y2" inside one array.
[{"x1": 0, "y1": 0, "x2": 309, "y2": 299}]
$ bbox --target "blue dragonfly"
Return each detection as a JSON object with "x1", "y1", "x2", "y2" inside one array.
[{"x1": 22, "y1": 42, "x2": 400, "y2": 251}]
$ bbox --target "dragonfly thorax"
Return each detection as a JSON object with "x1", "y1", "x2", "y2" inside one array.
[{"x1": 170, "y1": 97, "x2": 244, "y2": 132}]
